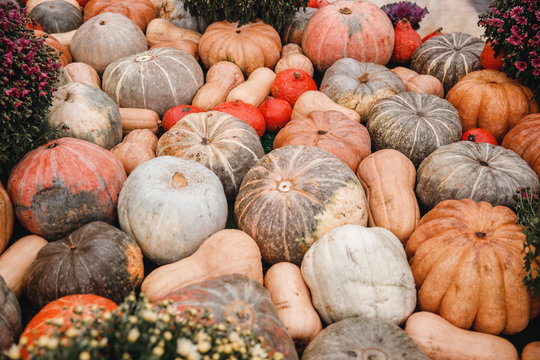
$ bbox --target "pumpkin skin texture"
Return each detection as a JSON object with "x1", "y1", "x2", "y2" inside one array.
[
  {"x1": 301, "y1": 0, "x2": 394, "y2": 73},
  {"x1": 501, "y1": 113, "x2": 540, "y2": 179},
  {"x1": 102, "y1": 47, "x2": 203, "y2": 117},
  {"x1": 281, "y1": 7, "x2": 316, "y2": 46},
  {"x1": 0, "y1": 276, "x2": 21, "y2": 353},
  {"x1": 410, "y1": 32, "x2": 484, "y2": 93},
  {"x1": 199, "y1": 20, "x2": 282, "y2": 76},
  {"x1": 84, "y1": 0, "x2": 156, "y2": 32},
  {"x1": 416, "y1": 141, "x2": 540, "y2": 210},
  {"x1": 273, "y1": 110, "x2": 371, "y2": 172},
  {"x1": 301, "y1": 225, "x2": 416, "y2": 325},
  {"x1": 462, "y1": 128, "x2": 498, "y2": 145},
  {"x1": 118, "y1": 156, "x2": 227, "y2": 265},
  {"x1": 46, "y1": 82, "x2": 122, "y2": 150},
  {"x1": 70, "y1": 12, "x2": 148, "y2": 75},
  {"x1": 7, "y1": 138, "x2": 127, "y2": 240},
  {"x1": 406, "y1": 199, "x2": 533, "y2": 335},
  {"x1": 28, "y1": 0, "x2": 82, "y2": 34},
  {"x1": 156, "y1": 111, "x2": 264, "y2": 202},
  {"x1": 157, "y1": 0, "x2": 206, "y2": 33},
  {"x1": 235, "y1": 145, "x2": 368, "y2": 266},
  {"x1": 302, "y1": 316, "x2": 429, "y2": 360},
  {"x1": 161, "y1": 104, "x2": 202, "y2": 131},
  {"x1": 391, "y1": 66, "x2": 444, "y2": 98},
  {"x1": 445, "y1": 69, "x2": 539, "y2": 143},
  {"x1": 0, "y1": 183, "x2": 13, "y2": 256},
  {"x1": 522, "y1": 342, "x2": 540, "y2": 360},
  {"x1": 320, "y1": 58, "x2": 405, "y2": 122},
  {"x1": 161, "y1": 274, "x2": 298, "y2": 359},
  {"x1": 366, "y1": 92, "x2": 462, "y2": 167}
]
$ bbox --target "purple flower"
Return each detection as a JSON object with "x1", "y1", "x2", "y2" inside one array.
[
  {"x1": 380, "y1": 1, "x2": 429, "y2": 29},
  {"x1": 503, "y1": 11, "x2": 509, "y2": 18},
  {"x1": 516, "y1": 16, "x2": 528, "y2": 25},
  {"x1": 5, "y1": 88, "x2": 18, "y2": 97},
  {"x1": 507, "y1": 34, "x2": 523, "y2": 46},
  {"x1": 534, "y1": 68, "x2": 540, "y2": 76},
  {"x1": 511, "y1": 6, "x2": 524, "y2": 19},
  {"x1": 533, "y1": 57, "x2": 540, "y2": 67},
  {"x1": 533, "y1": 24, "x2": 539, "y2": 30},
  {"x1": 515, "y1": 61, "x2": 527, "y2": 71},
  {"x1": 511, "y1": 25, "x2": 521, "y2": 34}
]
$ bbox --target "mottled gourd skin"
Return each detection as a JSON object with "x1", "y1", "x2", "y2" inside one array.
[
  {"x1": 28, "y1": 1, "x2": 83, "y2": 33},
  {"x1": 0, "y1": 276, "x2": 21, "y2": 352},
  {"x1": 157, "y1": 0, "x2": 207, "y2": 33},
  {"x1": 281, "y1": 7, "x2": 316, "y2": 46}
]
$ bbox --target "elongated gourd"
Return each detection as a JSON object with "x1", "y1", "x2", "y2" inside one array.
[
  {"x1": 226, "y1": 67, "x2": 276, "y2": 107},
  {"x1": 145, "y1": 18, "x2": 201, "y2": 47},
  {"x1": 119, "y1": 108, "x2": 160, "y2": 135},
  {"x1": 192, "y1": 61, "x2": 244, "y2": 111},
  {"x1": 292, "y1": 90, "x2": 360, "y2": 123}
]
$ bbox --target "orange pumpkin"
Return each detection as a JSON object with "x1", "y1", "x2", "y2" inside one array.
[
  {"x1": 501, "y1": 113, "x2": 540, "y2": 179},
  {"x1": 34, "y1": 30, "x2": 71, "y2": 67},
  {"x1": 83, "y1": 0, "x2": 156, "y2": 32},
  {"x1": 0, "y1": 183, "x2": 13, "y2": 256}
]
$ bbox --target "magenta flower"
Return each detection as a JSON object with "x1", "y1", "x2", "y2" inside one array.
[
  {"x1": 511, "y1": 25, "x2": 521, "y2": 34},
  {"x1": 533, "y1": 57, "x2": 540, "y2": 67},
  {"x1": 515, "y1": 61, "x2": 527, "y2": 71},
  {"x1": 533, "y1": 68, "x2": 540, "y2": 76},
  {"x1": 511, "y1": 6, "x2": 524, "y2": 19},
  {"x1": 507, "y1": 34, "x2": 523, "y2": 46},
  {"x1": 516, "y1": 16, "x2": 528, "y2": 25}
]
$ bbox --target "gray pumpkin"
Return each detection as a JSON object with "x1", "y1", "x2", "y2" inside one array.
[
  {"x1": 320, "y1": 58, "x2": 405, "y2": 122},
  {"x1": 28, "y1": 0, "x2": 82, "y2": 33},
  {"x1": 0, "y1": 276, "x2": 21, "y2": 352},
  {"x1": 366, "y1": 92, "x2": 462, "y2": 167},
  {"x1": 416, "y1": 141, "x2": 540, "y2": 210},
  {"x1": 281, "y1": 7, "x2": 316, "y2": 45},
  {"x1": 157, "y1": 0, "x2": 207, "y2": 32},
  {"x1": 410, "y1": 32, "x2": 483, "y2": 93}
]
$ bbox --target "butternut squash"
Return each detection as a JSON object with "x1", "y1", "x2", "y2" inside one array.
[
  {"x1": 141, "y1": 229, "x2": 263, "y2": 302},
  {"x1": 0, "y1": 182, "x2": 13, "y2": 256},
  {"x1": 281, "y1": 43, "x2": 303, "y2": 57},
  {"x1": 111, "y1": 129, "x2": 157, "y2": 174},
  {"x1": 149, "y1": 39, "x2": 199, "y2": 60},
  {"x1": 405, "y1": 312, "x2": 519, "y2": 360},
  {"x1": 120, "y1": 108, "x2": 160, "y2": 135},
  {"x1": 292, "y1": 90, "x2": 361, "y2": 123},
  {"x1": 275, "y1": 53, "x2": 314, "y2": 77},
  {"x1": 356, "y1": 149, "x2": 420, "y2": 243},
  {"x1": 391, "y1": 66, "x2": 444, "y2": 98},
  {"x1": 192, "y1": 61, "x2": 244, "y2": 111},
  {"x1": 50, "y1": 29, "x2": 77, "y2": 52},
  {"x1": 64, "y1": 62, "x2": 101, "y2": 89},
  {"x1": 264, "y1": 262, "x2": 322, "y2": 351},
  {"x1": 0, "y1": 235, "x2": 48, "y2": 296},
  {"x1": 145, "y1": 18, "x2": 202, "y2": 48},
  {"x1": 225, "y1": 67, "x2": 276, "y2": 107},
  {"x1": 522, "y1": 342, "x2": 540, "y2": 360}
]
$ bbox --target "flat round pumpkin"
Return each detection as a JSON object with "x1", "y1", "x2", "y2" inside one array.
[
  {"x1": 501, "y1": 113, "x2": 540, "y2": 179},
  {"x1": 28, "y1": 0, "x2": 82, "y2": 33},
  {"x1": 234, "y1": 145, "x2": 368, "y2": 266},
  {"x1": 84, "y1": 0, "x2": 156, "y2": 32}
]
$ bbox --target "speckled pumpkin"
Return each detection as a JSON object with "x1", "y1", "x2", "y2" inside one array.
[
  {"x1": 0, "y1": 276, "x2": 21, "y2": 352},
  {"x1": 366, "y1": 92, "x2": 462, "y2": 167},
  {"x1": 234, "y1": 145, "x2": 368, "y2": 266},
  {"x1": 319, "y1": 58, "x2": 405, "y2": 122},
  {"x1": 502, "y1": 113, "x2": 540, "y2": 179},
  {"x1": 156, "y1": 111, "x2": 264, "y2": 202},
  {"x1": 28, "y1": 0, "x2": 82, "y2": 33}
]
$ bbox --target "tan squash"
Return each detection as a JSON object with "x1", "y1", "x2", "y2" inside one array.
[
  {"x1": 264, "y1": 262, "x2": 322, "y2": 351},
  {"x1": 120, "y1": 108, "x2": 160, "y2": 135},
  {"x1": 149, "y1": 39, "x2": 199, "y2": 60},
  {"x1": 522, "y1": 342, "x2": 540, "y2": 360},
  {"x1": 292, "y1": 90, "x2": 361, "y2": 123},
  {"x1": 391, "y1": 66, "x2": 444, "y2": 97},
  {"x1": 192, "y1": 61, "x2": 244, "y2": 111},
  {"x1": 141, "y1": 229, "x2": 263, "y2": 302},
  {"x1": 0, "y1": 235, "x2": 48, "y2": 296},
  {"x1": 356, "y1": 149, "x2": 420, "y2": 243},
  {"x1": 282, "y1": 43, "x2": 303, "y2": 57},
  {"x1": 50, "y1": 29, "x2": 76, "y2": 51},
  {"x1": 145, "y1": 18, "x2": 202, "y2": 48},
  {"x1": 225, "y1": 67, "x2": 276, "y2": 107},
  {"x1": 111, "y1": 129, "x2": 157, "y2": 174},
  {"x1": 64, "y1": 62, "x2": 101, "y2": 89},
  {"x1": 405, "y1": 312, "x2": 519, "y2": 360},
  {"x1": 0, "y1": 183, "x2": 13, "y2": 256},
  {"x1": 122, "y1": 128, "x2": 158, "y2": 151},
  {"x1": 275, "y1": 53, "x2": 314, "y2": 77},
  {"x1": 26, "y1": 0, "x2": 80, "y2": 14}
]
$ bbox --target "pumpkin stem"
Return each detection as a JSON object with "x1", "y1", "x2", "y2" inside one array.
[
  {"x1": 317, "y1": 130, "x2": 327, "y2": 135},
  {"x1": 277, "y1": 181, "x2": 293, "y2": 192},
  {"x1": 70, "y1": 245, "x2": 76, "y2": 250},
  {"x1": 99, "y1": 20, "x2": 105, "y2": 25},
  {"x1": 135, "y1": 55, "x2": 153, "y2": 62},
  {"x1": 475, "y1": 232, "x2": 487, "y2": 239},
  {"x1": 339, "y1": 7, "x2": 352, "y2": 15},
  {"x1": 171, "y1": 172, "x2": 188, "y2": 189},
  {"x1": 294, "y1": 71, "x2": 301, "y2": 79},
  {"x1": 358, "y1": 73, "x2": 369, "y2": 83},
  {"x1": 479, "y1": 160, "x2": 488, "y2": 166},
  {"x1": 183, "y1": 107, "x2": 192, "y2": 112},
  {"x1": 467, "y1": 134, "x2": 476, "y2": 142},
  {"x1": 46, "y1": 142, "x2": 58, "y2": 149},
  {"x1": 201, "y1": 138, "x2": 210, "y2": 145}
]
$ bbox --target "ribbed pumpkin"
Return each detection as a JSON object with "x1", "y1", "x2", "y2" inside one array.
[
  {"x1": 156, "y1": 111, "x2": 264, "y2": 202},
  {"x1": 406, "y1": 199, "x2": 533, "y2": 335},
  {"x1": 28, "y1": 0, "x2": 82, "y2": 33},
  {"x1": 502, "y1": 113, "x2": 540, "y2": 179},
  {"x1": 160, "y1": 274, "x2": 298, "y2": 359},
  {"x1": 199, "y1": 20, "x2": 281, "y2": 76},
  {"x1": 70, "y1": 12, "x2": 148, "y2": 75},
  {"x1": 410, "y1": 32, "x2": 484, "y2": 93},
  {"x1": 366, "y1": 92, "x2": 462, "y2": 167},
  {"x1": 281, "y1": 7, "x2": 316, "y2": 45},
  {"x1": 46, "y1": 82, "x2": 122, "y2": 150},
  {"x1": 83, "y1": 0, "x2": 156, "y2": 32},
  {"x1": 23, "y1": 221, "x2": 144, "y2": 311},
  {"x1": 0, "y1": 183, "x2": 13, "y2": 256},
  {"x1": 416, "y1": 141, "x2": 540, "y2": 210},
  {"x1": 446, "y1": 69, "x2": 539, "y2": 142},
  {"x1": 102, "y1": 47, "x2": 204, "y2": 117},
  {"x1": 320, "y1": 59, "x2": 405, "y2": 122},
  {"x1": 157, "y1": 0, "x2": 206, "y2": 33},
  {"x1": 302, "y1": 317, "x2": 429, "y2": 360},
  {"x1": 7, "y1": 138, "x2": 127, "y2": 240},
  {"x1": 0, "y1": 276, "x2": 21, "y2": 352},
  {"x1": 273, "y1": 110, "x2": 371, "y2": 172},
  {"x1": 234, "y1": 145, "x2": 368, "y2": 266},
  {"x1": 301, "y1": 0, "x2": 394, "y2": 73}
]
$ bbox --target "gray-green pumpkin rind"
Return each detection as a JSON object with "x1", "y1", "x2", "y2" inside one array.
[
  {"x1": 0, "y1": 276, "x2": 21, "y2": 352},
  {"x1": 416, "y1": 141, "x2": 540, "y2": 210},
  {"x1": 157, "y1": 0, "x2": 207, "y2": 33},
  {"x1": 320, "y1": 59, "x2": 405, "y2": 122},
  {"x1": 102, "y1": 47, "x2": 204, "y2": 117},
  {"x1": 281, "y1": 7, "x2": 316, "y2": 45},
  {"x1": 28, "y1": 1, "x2": 82, "y2": 33},
  {"x1": 410, "y1": 32, "x2": 483, "y2": 94},
  {"x1": 302, "y1": 317, "x2": 430, "y2": 360},
  {"x1": 366, "y1": 92, "x2": 462, "y2": 167}
]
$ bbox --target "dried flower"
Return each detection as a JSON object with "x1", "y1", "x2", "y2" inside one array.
[{"x1": 380, "y1": 1, "x2": 429, "y2": 30}]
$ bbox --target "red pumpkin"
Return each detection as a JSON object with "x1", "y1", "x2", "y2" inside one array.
[
  {"x1": 461, "y1": 128, "x2": 498, "y2": 145},
  {"x1": 162, "y1": 104, "x2": 203, "y2": 131},
  {"x1": 271, "y1": 69, "x2": 317, "y2": 107},
  {"x1": 391, "y1": 19, "x2": 421, "y2": 64},
  {"x1": 258, "y1": 96, "x2": 293, "y2": 132},
  {"x1": 215, "y1": 100, "x2": 266, "y2": 137},
  {"x1": 480, "y1": 41, "x2": 503, "y2": 70}
]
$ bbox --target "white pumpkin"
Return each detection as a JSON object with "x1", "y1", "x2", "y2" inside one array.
[
  {"x1": 117, "y1": 156, "x2": 228, "y2": 265},
  {"x1": 300, "y1": 224, "x2": 416, "y2": 325}
]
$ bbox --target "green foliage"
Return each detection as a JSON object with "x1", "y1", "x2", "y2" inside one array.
[{"x1": 183, "y1": 0, "x2": 309, "y2": 32}]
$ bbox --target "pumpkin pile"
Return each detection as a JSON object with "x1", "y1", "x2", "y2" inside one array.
[{"x1": 2, "y1": 0, "x2": 540, "y2": 359}]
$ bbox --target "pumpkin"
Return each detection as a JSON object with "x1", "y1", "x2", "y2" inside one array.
[
  {"x1": 111, "y1": 129, "x2": 157, "y2": 174},
  {"x1": 120, "y1": 108, "x2": 161, "y2": 135},
  {"x1": 118, "y1": 156, "x2": 228, "y2": 265},
  {"x1": 70, "y1": 12, "x2": 148, "y2": 75},
  {"x1": 28, "y1": 0, "x2": 82, "y2": 33},
  {"x1": 49, "y1": 29, "x2": 76, "y2": 52},
  {"x1": 281, "y1": 7, "x2": 316, "y2": 46},
  {"x1": 83, "y1": 0, "x2": 156, "y2": 32},
  {"x1": 225, "y1": 67, "x2": 276, "y2": 108},
  {"x1": 102, "y1": 47, "x2": 204, "y2": 117},
  {"x1": 157, "y1": 0, "x2": 206, "y2": 33},
  {"x1": 301, "y1": 0, "x2": 394, "y2": 73},
  {"x1": 410, "y1": 32, "x2": 484, "y2": 93},
  {"x1": 142, "y1": 229, "x2": 263, "y2": 302},
  {"x1": 366, "y1": 92, "x2": 462, "y2": 167},
  {"x1": 416, "y1": 141, "x2": 540, "y2": 210},
  {"x1": 522, "y1": 342, "x2": 540, "y2": 360},
  {"x1": 64, "y1": 62, "x2": 100, "y2": 88},
  {"x1": 391, "y1": 66, "x2": 444, "y2": 97},
  {"x1": 7, "y1": 137, "x2": 127, "y2": 240},
  {"x1": 156, "y1": 111, "x2": 264, "y2": 201},
  {"x1": 320, "y1": 58, "x2": 405, "y2": 122},
  {"x1": 282, "y1": 43, "x2": 303, "y2": 57},
  {"x1": 34, "y1": 30, "x2": 72, "y2": 67},
  {"x1": 271, "y1": 68, "x2": 317, "y2": 107},
  {"x1": 291, "y1": 90, "x2": 360, "y2": 123},
  {"x1": 356, "y1": 149, "x2": 420, "y2": 243},
  {"x1": 199, "y1": 20, "x2": 282, "y2": 76},
  {"x1": 462, "y1": 128, "x2": 498, "y2": 145},
  {"x1": 501, "y1": 113, "x2": 540, "y2": 179},
  {"x1": 192, "y1": 61, "x2": 244, "y2": 111},
  {"x1": 160, "y1": 274, "x2": 298, "y2": 359},
  {"x1": 25, "y1": 0, "x2": 81, "y2": 14},
  {"x1": 0, "y1": 182, "x2": 13, "y2": 256},
  {"x1": 391, "y1": 19, "x2": 422, "y2": 64},
  {"x1": 23, "y1": 221, "x2": 144, "y2": 310},
  {"x1": 0, "y1": 276, "x2": 21, "y2": 352},
  {"x1": 480, "y1": 41, "x2": 503, "y2": 70},
  {"x1": 274, "y1": 53, "x2": 314, "y2": 77},
  {"x1": 234, "y1": 145, "x2": 368, "y2": 266},
  {"x1": 149, "y1": 39, "x2": 199, "y2": 60},
  {"x1": 406, "y1": 199, "x2": 534, "y2": 334},
  {"x1": 161, "y1": 104, "x2": 202, "y2": 132},
  {"x1": 445, "y1": 69, "x2": 539, "y2": 142},
  {"x1": 46, "y1": 82, "x2": 122, "y2": 150},
  {"x1": 273, "y1": 110, "x2": 371, "y2": 172},
  {"x1": 145, "y1": 18, "x2": 202, "y2": 48},
  {"x1": 258, "y1": 96, "x2": 293, "y2": 133},
  {"x1": 214, "y1": 100, "x2": 266, "y2": 137},
  {"x1": 302, "y1": 317, "x2": 429, "y2": 360}
]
